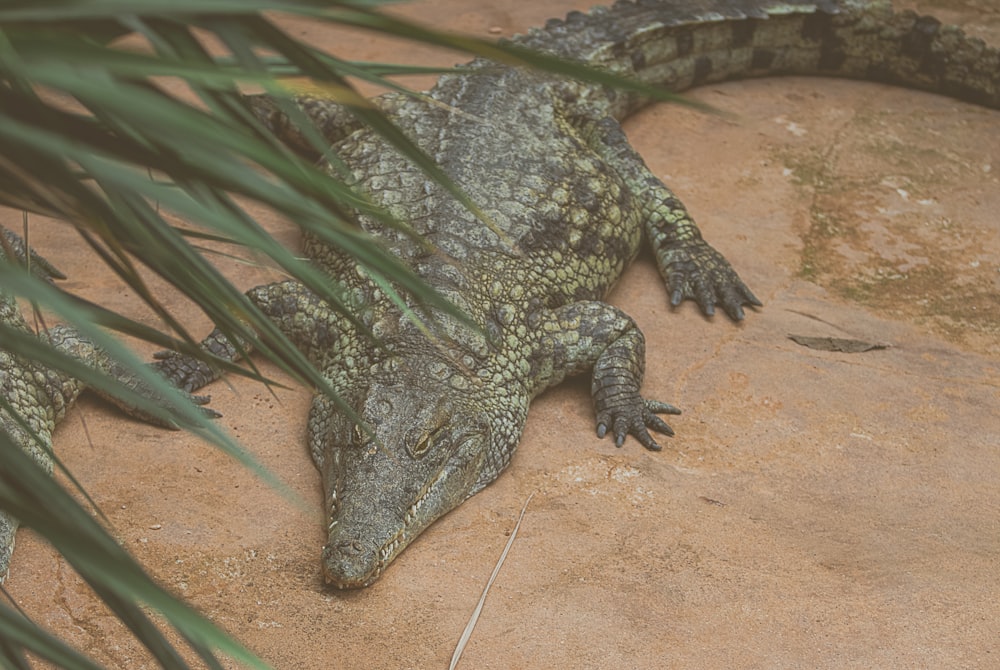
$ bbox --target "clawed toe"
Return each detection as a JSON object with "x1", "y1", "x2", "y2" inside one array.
[
  {"x1": 664, "y1": 241, "x2": 761, "y2": 321},
  {"x1": 595, "y1": 396, "x2": 679, "y2": 451}
]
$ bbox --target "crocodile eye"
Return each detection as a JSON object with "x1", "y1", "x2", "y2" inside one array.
[{"x1": 408, "y1": 432, "x2": 432, "y2": 458}]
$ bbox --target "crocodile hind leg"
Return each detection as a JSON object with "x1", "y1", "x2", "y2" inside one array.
[{"x1": 578, "y1": 114, "x2": 761, "y2": 320}]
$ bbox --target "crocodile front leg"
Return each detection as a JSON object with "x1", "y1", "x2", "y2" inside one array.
[
  {"x1": 529, "y1": 301, "x2": 679, "y2": 450},
  {"x1": 154, "y1": 279, "x2": 347, "y2": 393}
]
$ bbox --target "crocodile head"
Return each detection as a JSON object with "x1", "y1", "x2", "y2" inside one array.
[{"x1": 316, "y1": 373, "x2": 496, "y2": 589}]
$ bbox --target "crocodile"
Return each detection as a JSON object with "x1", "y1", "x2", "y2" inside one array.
[
  {"x1": 0, "y1": 228, "x2": 210, "y2": 580},
  {"x1": 152, "y1": 0, "x2": 999, "y2": 589}
]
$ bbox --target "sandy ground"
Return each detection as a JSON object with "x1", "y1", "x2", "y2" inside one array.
[{"x1": 3, "y1": 1, "x2": 999, "y2": 668}]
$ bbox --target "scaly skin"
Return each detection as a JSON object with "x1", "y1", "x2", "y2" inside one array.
[
  {"x1": 0, "y1": 228, "x2": 212, "y2": 581},
  {"x1": 154, "y1": 0, "x2": 1000, "y2": 588}
]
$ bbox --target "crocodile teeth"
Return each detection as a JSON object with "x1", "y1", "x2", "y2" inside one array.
[{"x1": 379, "y1": 537, "x2": 401, "y2": 563}]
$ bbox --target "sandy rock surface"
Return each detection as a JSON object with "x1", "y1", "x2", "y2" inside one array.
[{"x1": 3, "y1": 1, "x2": 999, "y2": 668}]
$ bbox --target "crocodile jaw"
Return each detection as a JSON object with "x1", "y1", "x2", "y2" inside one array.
[{"x1": 320, "y1": 419, "x2": 489, "y2": 589}]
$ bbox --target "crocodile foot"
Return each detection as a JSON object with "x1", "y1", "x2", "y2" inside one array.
[
  {"x1": 658, "y1": 240, "x2": 761, "y2": 321},
  {"x1": 595, "y1": 396, "x2": 680, "y2": 451},
  {"x1": 152, "y1": 351, "x2": 217, "y2": 394}
]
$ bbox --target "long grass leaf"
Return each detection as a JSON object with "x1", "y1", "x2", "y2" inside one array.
[
  {"x1": 0, "y1": 431, "x2": 271, "y2": 669},
  {"x1": 0, "y1": 602, "x2": 104, "y2": 670},
  {"x1": 450, "y1": 493, "x2": 534, "y2": 670}
]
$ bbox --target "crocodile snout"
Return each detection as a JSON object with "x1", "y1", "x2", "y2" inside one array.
[{"x1": 322, "y1": 539, "x2": 383, "y2": 589}]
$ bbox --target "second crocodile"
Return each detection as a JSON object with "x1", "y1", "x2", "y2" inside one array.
[{"x1": 0, "y1": 228, "x2": 213, "y2": 580}]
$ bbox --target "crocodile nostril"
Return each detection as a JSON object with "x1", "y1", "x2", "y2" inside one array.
[
  {"x1": 322, "y1": 539, "x2": 381, "y2": 589},
  {"x1": 326, "y1": 540, "x2": 364, "y2": 555}
]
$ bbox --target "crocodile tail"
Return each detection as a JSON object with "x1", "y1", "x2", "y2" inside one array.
[{"x1": 512, "y1": 0, "x2": 1000, "y2": 117}]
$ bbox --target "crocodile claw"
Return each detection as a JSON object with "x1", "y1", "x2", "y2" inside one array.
[
  {"x1": 596, "y1": 397, "x2": 681, "y2": 451},
  {"x1": 189, "y1": 393, "x2": 221, "y2": 419},
  {"x1": 663, "y1": 240, "x2": 761, "y2": 321},
  {"x1": 113, "y1": 373, "x2": 221, "y2": 428},
  {"x1": 130, "y1": 391, "x2": 221, "y2": 429}
]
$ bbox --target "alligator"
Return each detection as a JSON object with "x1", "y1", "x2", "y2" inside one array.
[
  {"x1": 152, "y1": 0, "x2": 999, "y2": 588},
  {"x1": 0, "y1": 228, "x2": 210, "y2": 580}
]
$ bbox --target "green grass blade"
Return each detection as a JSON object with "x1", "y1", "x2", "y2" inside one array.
[
  {"x1": 0, "y1": 431, "x2": 271, "y2": 669},
  {"x1": 0, "y1": 602, "x2": 104, "y2": 670}
]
